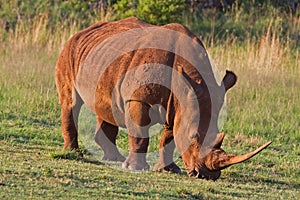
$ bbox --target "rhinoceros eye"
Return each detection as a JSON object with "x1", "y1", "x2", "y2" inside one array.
[{"x1": 190, "y1": 133, "x2": 198, "y2": 139}]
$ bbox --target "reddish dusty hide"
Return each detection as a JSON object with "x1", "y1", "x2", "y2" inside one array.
[{"x1": 56, "y1": 17, "x2": 271, "y2": 180}]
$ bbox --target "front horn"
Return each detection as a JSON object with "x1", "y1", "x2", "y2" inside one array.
[{"x1": 214, "y1": 141, "x2": 272, "y2": 170}]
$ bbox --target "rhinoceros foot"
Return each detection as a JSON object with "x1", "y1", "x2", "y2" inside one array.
[
  {"x1": 102, "y1": 153, "x2": 126, "y2": 162},
  {"x1": 102, "y1": 154, "x2": 125, "y2": 162},
  {"x1": 122, "y1": 153, "x2": 150, "y2": 171},
  {"x1": 75, "y1": 150, "x2": 84, "y2": 158},
  {"x1": 153, "y1": 162, "x2": 181, "y2": 174},
  {"x1": 62, "y1": 145, "x2": 84, "y2": 158}
]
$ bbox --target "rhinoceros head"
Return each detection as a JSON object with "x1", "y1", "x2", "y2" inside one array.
[
  {"x1": 174, "y1": 70, "x2": 271, "y2": 180},
  {"x1": 182, "y1": 132, "x2": 271, "y2": 180}
]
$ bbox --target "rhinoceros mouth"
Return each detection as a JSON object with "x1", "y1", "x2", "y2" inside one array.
[
  {"x1": 185, "y1": 133, "x2": 272, "y2": 180},
  {"x1": 188, "y1": 166, "x2": 221, "y2": 180}
]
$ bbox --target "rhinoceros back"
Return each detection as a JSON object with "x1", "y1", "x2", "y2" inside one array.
[{"x1": 69, "y1": 17, "x2": 217, "y2": 123}]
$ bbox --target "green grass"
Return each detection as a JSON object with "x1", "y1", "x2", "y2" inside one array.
[
  {"x1": 0, "y1": 10, "x2": 300, "y2": 200},
  {"x1": 1, "y1": 40, "x2": 299, "y2": 200}
]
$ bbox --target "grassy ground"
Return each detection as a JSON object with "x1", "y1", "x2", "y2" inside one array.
[{"x1": 0, "y1": 14, "x2": 300, "y2": 200}]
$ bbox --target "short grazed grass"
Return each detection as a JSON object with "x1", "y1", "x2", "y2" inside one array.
[{"x1": 0, "y1": 15, "x2": 299, "y2": 200}]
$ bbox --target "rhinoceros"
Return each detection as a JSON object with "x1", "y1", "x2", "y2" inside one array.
[{"x1": 55, "y1": 17, "x2": 271, "y2": 180}]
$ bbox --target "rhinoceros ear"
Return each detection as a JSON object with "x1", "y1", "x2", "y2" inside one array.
[{"x1": 222, "y1": 70, "x2": 237, "y2": 92}]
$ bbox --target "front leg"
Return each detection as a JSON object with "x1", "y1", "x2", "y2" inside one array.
[
  {"x1": 60, "y1": 89, "x2": 83, "y2": 156},
  {"x1": 122, "y1": 101, "x2": 151, "y2": 170},
  {"x1": 122, "y1": 136, "x2": 150, "y2": 170},
  {"x1": 153, "y1": 124, "x2": 181, "y2": 174}
]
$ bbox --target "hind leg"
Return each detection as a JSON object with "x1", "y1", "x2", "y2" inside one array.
[
  {"x1": 56, "y1": 44, "x2": 84, "y2": 154},
  {"x1": 60, "y1": 89, "x2": 83, "y2": 152},
  {"x1": 94, "y1": 119, "x2": 125, "y2": 162}
]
